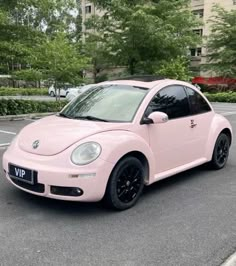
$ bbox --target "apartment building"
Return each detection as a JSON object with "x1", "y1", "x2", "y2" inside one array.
[
  {"x1": 191, "y1": 0, "x2": 236, "y2": 76},
  {"x1": 80, "y1": 0, "x2": 104, "y2": 42},
  {"x1": 81, "y1": 0, "x2": 236, "y2": 77}
]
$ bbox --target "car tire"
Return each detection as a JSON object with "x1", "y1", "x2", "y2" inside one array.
[
  {"x1": 210, "y1": 133, "x2": 230, "y2": 170},
  {"x1": 50, "y1": 91, "x2": 55, "y2": 97},
  {"x1": 104, "y1": 157, "x2": 145, "y2": 210}
]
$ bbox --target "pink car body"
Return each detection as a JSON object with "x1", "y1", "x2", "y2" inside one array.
[{"x1": 2, "y1": 79, "x2": 232, "y2": 208}]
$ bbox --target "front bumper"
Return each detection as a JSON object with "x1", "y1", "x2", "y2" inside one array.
[{"x1": 2, "y1": 144, "x2": 115, "y2": 202}]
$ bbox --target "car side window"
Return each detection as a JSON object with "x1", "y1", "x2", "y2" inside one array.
[
  {"x1": 185, "y1": 87, "x2": 211, "y2": 115},
  {"x1": 146, "y1": 85, "x2": 190, "y2": 119}
]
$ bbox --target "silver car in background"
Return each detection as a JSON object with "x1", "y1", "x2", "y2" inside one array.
[{"x1": 66, "y1": 84, "x2": 98, "y2": 101}]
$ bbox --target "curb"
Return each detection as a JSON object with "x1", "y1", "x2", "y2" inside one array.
[{"x1": 0, "y1": 112, "x2": 55, "y2": 121}]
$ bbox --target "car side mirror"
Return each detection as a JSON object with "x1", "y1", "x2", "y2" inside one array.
[{"x1": 147, "y1": 111, "x2": 168, "y2": 124}]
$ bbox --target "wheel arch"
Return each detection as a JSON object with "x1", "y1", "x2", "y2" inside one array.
[
  {"x1": 112, "y1": 151, "x2": 150, "y2": 184},
  {"x1": 206, "y1": 114, "x2": 233, "y2": 161},
  {"x1": 220, "y1": 128, "x2": 232, "y2": 146},
  {"x1": 84, "y1": 130, "x2": 156, "y2": 185}
]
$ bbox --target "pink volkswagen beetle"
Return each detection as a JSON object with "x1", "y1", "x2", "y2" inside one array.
[{"x1": 2, "y1": 77, "x2": 232, "y2": 210}]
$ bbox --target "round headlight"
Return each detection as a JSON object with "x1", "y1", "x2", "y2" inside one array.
[{"x1": 71, "y1": 142, "x2": 101, "y2": 165}]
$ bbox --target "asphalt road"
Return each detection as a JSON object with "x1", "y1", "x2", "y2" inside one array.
[{"x1": 0, "y1": 103, "x2": 236, "y2": 266}]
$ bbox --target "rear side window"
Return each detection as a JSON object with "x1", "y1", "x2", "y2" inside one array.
[
  {"x1": 146, "y1": 85, "x2": 190, "y2": 119},
  {"x1": 185, "y1": 87, "x2": 211, "y2": 115}
]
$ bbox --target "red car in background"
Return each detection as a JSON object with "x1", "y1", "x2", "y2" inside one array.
[{"x1": 192, "y1": 76, "x2": 236, "y2": 91}]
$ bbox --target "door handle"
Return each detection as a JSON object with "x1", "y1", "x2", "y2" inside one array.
[
  {"x1": 191, "y1": 123, "x2": 197, "y2": 128},
  {"x1": 190, "y1": 120, "x2": 197, "y2": 128}
]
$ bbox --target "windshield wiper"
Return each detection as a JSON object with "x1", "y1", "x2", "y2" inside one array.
[
  {"x1": 58, "y1": 113, "x2": 72, "y2": 119},
  {"x1": 74, "y1": 115, "x2": 108, "y2": 122}
]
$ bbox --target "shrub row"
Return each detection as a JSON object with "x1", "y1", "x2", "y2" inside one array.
[
  {"x1": 199, "y1": 84, "x2": 236, "y2": 93},
  {"x1": 0, "y1": 88, "x2": 48, "y2": 96},
  {"x1": 0, "y1": 99, "x2": 67, "y2": 116},
  {"x1": 0, "y1": 92, "x2": 236, "y2": 116},
  {"x1": 204, "y1": 92, "x2": 236, "y2": 103}
]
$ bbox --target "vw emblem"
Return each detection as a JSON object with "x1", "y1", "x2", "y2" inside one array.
[{"x1": 32, "y1": 140, "x2": 40, "y2": 149}]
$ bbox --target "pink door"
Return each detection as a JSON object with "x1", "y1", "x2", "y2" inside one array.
[
  {"x1": 184, "y1": 86, "x2": 214, "y2": 160},
  {"x1": 145, "y1": 85, "x2": 213, "y2": 174},
  {"x1": 149, "y1": 116, "x2": 196, "y2": 173}
]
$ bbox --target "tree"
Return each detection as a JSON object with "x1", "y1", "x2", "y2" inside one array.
[
  {"x1": 31, "y1": 33, "x2": 88, "y2": 100},
  {"x1": 0, "y1": 0, "x2": 76, "y2": 35},
  {"x1": 0, "y1": 0, "x2": 80, "y2": 75},
  {"x1": 206, "y1": 5, "x2": 236, "y2": 77},
  {"x1": 157, "y1": 56, "x2": 192, "y2": 81},
  {"x1": 13, "y1": 69, "x2": 43, "y2": 87},
  {"x1": 82, "y1": 33, "x2": 111, "y2": 83},
  {"x1": 88, "y1": 0, "x2": 201, "y2": 74}
]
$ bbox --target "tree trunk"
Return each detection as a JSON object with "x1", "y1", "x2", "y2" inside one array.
[
  {"x1": 55, "y1": 82, "x2": 58, "y2": 101},
  {"x1": 58, "y1": 88, "x2": 61, "y2": 101},
  {"x1": 128, "y1": 58, "x2": 136, "y2": 75},
  {"x1": 93, "y1": 67, "x2": 97, "y2": 83}
]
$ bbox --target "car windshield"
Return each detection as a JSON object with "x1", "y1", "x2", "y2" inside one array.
[{"x1": 60, "y1": 84, "x2": 148, "y2": 122}]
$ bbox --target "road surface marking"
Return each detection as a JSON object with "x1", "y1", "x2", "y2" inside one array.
[
  {"x1": 0, "y1": 130, "x2": 16, "y2": 135},
  {"x1": 221, "y1": 251, "x2": 236, "y2": 266}
]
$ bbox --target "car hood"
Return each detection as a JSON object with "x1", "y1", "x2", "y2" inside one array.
[{"x1": 18, "y1": 115, "x2": 130, "y2": 156}]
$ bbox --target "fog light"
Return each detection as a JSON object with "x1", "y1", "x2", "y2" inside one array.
[
  {"x1": 50, "y1": 186, "x2": 84, "y2": 197},
  {"x1": 71, "y1": 188, "x2": 83, "y2": 196}
]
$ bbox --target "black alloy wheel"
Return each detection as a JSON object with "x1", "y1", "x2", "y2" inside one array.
[
  {"x1": 210, "y1": 133, "x2": 230, "y2": 169},
  {"x1": 104, "y1": 157, "x2": 145, "y2": 210}
]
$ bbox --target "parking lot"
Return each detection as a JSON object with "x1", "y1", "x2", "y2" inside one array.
[{"x1": 0, "y1": 102, "x2": 236, "y2": 266}]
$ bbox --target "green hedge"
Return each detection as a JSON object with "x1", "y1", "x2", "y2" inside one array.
[
  {"x1": 0, "y1": 88, "x2": 48, "y2": 96},
  {"x1": 0, "y1": 99, "x2": 67, "y2": 116},
  {"x1": 204, "y1": 92, "x2": 236, "y2": 103},
  {"x1": 1, "y1": 93, "x2": 236, "y2": 116}
]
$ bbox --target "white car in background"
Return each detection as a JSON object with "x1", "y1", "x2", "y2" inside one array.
[
  {"x1": 66, "y1": 84, "x2": 98, "y2": 101},
  {"x1": 193, "y1": 84, "x2": 201, "y2": 90},
  {"x1": 48, "y1": 84, "x2": 79, "y2": 97}
]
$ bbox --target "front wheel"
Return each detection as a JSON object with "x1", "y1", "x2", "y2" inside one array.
[
  {"x1": 210, "y1": 133, "x2": 230, "y2": 169},
  {"x1": 104, "y1": 157, "x2": 145, "y2": 210}
]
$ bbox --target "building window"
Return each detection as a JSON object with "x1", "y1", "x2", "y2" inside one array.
[
  {"x1": 193, "y1": 29, "x2": 203, "y2": 36},
  {"x1": 190, "y1": 48, "x2": 202, "y2": 57},
  {"x1": 192, "y1": 9, "x2": 204, "y2": 18},
  {"x1": 85, "y1": 5, "x2": 92, "y2": 14}
]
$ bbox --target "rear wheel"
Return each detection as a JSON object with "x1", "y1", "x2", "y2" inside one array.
[
  {"x1": 104, "y1": 157, "x2": 144, "y2": 210},
  {"x1": 210, "y1": 133, "x2": 230, "y2": 169},
  {"x1": 50, "y1": 91, "x2": 55, "y2": 97}
]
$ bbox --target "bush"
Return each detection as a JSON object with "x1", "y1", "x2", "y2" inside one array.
[
  {"x1": 204, "y1": 92, "x2": 236, "y2": 103},
  {"x1": 157, "y1": 56, "x2": 192, "y2": 81},
  {"x1": 13, "y1": 69, "x2": 43, "y2": 82},
  {"x1": 198, "y1": 84, "x2": 236, "y2": 93},
  {"x1": 0, "y1": 99, "x2": 67, "y2": 116},
  {"x1": 0, "y1": 88, "x2": 48, "y2": 96},
  {"x1": 1, "y1": 92, "x2": 235, "y2": 116},
  {"x1": 95, "y1": 74, "x2": 108, "y2": 83}
]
